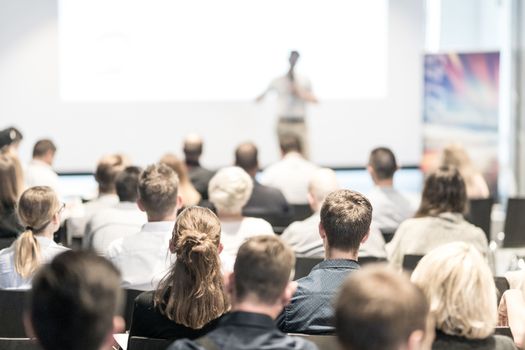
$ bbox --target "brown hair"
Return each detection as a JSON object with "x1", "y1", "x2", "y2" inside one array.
[
  {"x1": 415, "y1": 166, "x2": 467, "y2": 218},
  {"x1": 138, "y1": 163, "x2": 179, "y2": 217},
  {"x1": 0, "y1": 153, "x2": 23, "y2": 215},
  {"x1": 335, "y1": 265, "x2": 429, "y2": 350},
  {"x1": 154, "y1": 207, "x2": 228, "y2": 328},
  {"x1": 32, "y1": 139, "x2": 57, "y2": 158},
  {"x1": 320, "y1": 189, "x2": 372, "y2": 253},
  {"x1": 159, "y1": 153, "x2": 190, "y2": 183},
  {"x1": 29, "y1": 251, "x2": 122, "y2": 350},
  {"x1": 15, "y1": 186, "x2": 61, "y2": 278},
  {"x1": 279, "y1": 133, "x2": 302, "y2": 154},
  {"x1": 234, "y1": 236, "x2": 295, "y2": 304},
  {"x1": 95, "y1": 154, "x2": 128, "y2": 194},
  {"x1": 368, "y1": 147, "x2": 397, "y2": 180}
]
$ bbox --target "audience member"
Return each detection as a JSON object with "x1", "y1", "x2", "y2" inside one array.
[
  {"x1": 208, "y1": 166, "x2": 273, "y2": 265},
  {"x1": 0, "y1": 186, "x2": 68, "y2": 289},
  {"x1": 106, "y1": 163, "x2": 181, "y2": 290},
  {"x1": 386, "y1": 166, "x2": 488, "y2": 269},
  {"x1": 277, "y1": 189, "x2": 372, "y2": 334},
  {"x1": 67, "y1": 153, "x2": 128, "y2": 238},
  {"x1": 335, "y1": 265, "x2": 433, "y2": 350},
  {"x1": 412, "y1": 242, "x2": 517, "y2": 350},
  {"x1": 366, "y1": 147, "x2": 415, "y2": 233},
  {"x1": 440, "y1": 143, "x2": 490, "y2": 199},
  {"x1": 0, "y1": 126, "x2": 23, "y2": 156},
  {"x1": 160, "y1": 153, "x2": 201, "y2": 206},
  {"x1": 260, "y1": 133, "x2": 318, "y2": 204},
  {"x1": 27, "y1": 250, "x2": 124, "y2": 350},
  {"x1": 25, "y1": 139, "x2": 59, "y2": 190},
  {"x1": 183, "y1": 134, "x2": 215, "y2": 200},
  {"x1": 0, "y1": 153, "x2": 24, "y2": 238},
  {"x1": 129, "y1": 207, "x2": 229, "y2": 340},
  {"x1": 83, "y1": 166, "x2": 146, "y2": 254},
  {"x1": 498, "y1": 289, "x2": 525, "y2": 348},
  {"x1": 234, "y1": 142, "x2": 291, "y2": 223},
  {"x1": 168, "y1": 235, "x2": 317, "y2": 350}
]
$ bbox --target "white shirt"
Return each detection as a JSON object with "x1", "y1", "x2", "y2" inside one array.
[
  {"x1": 25, "y1": 159, "x2": 59, "y2": 191},
  {"x1": 366, "y1": 186, "x2": 416, "y2": 232},
  {"x1": 220, "y1": 217, "x2": 274, "y2": 262},
  {"x1": 281, "y1": 212, "x2": 387, "y2": 258},
  {"x1": 268, "y1": 74, "x2": 312, "y2": 118},
  {"x1": 260, "y1": 152, "x2": 318, "y2": 205},
  {"x1": 83, "y1": 202, "x2": 147, "y2": 254},
  {"x1": 0, "y1": 236, "x2": 69, "y2": 290},
  {"x1": 67, "y1": 194, "x2": 120, "y2": 238},
  {"x1": 106, "y1": 221, "x2": 175, "y2": 291}
]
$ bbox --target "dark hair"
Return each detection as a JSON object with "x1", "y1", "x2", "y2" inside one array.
[
  {"x1": 320, "y1": 189, "x2": 372, "y2": 252},
  {"x1": 335, "y1": 265, "x2": 429, "y2": 350},
  {"x1": 234, "y1": 236, "x2": 294, "y2": 304},
  {"x1": 235, "y1": 142, "x2": 258, "y2": 172},
  {"x1": 415, "y1": 166, "x2": 467, "y2": 218},
  {"x1": 32, "y1": 139, "x2": 57, "y2": 158},
  {"x1": 29, "y1": 251, "x2": 122, "y2": 350},
  {"x1": 115, "y1": 166, "x2": 142, "y2": 202},
  {"x1": 368, "y1": 147, "x2": 397, "y2": 180},
  {"x1": 0, "y1": 127, "x2": 23, "y2": 149},
  {"x1": 138, "y1": 163, "x2": 179, "y2": 217},
  {"x1": 279, "y1": 133, "x2": 302, "y2": 154},
  {"x1": 183, "y1": 137, "x2": 203, "y2": 164},
  {"x1": 95, "y1": 154, "x2": 127, "y2": 193}
]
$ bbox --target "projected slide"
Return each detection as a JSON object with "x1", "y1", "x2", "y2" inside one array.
[{"x1": 59, "y1": 0, "x2": 388, "y2": 101}]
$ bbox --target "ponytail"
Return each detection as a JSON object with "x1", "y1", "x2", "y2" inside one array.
[
  {"x1": 14, "y1": 229, "x2": 41, "y2": 278},
  {"x1": 155, "y1": 207, "x2": 229, "y2": 329}
]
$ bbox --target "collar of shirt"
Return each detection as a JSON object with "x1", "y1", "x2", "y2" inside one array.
[
  {"x1": 436, "y1": 212, "x2": 464, "y2": 223},
  {"x1": 311, "y1": 259, "x2": 360, "y2": 272},
  {"x1": 141, "y1": 221, "x2": 175, "y2": 233},
  {"x1": 34, "y1": 235, "x2": 59, "y2": 248},
  {"x1": 220, "y1": 311, "x2": 275, "y2": 329},
  {"x1": 115, "y1": 201, "x2": 140, "y2": 210}
]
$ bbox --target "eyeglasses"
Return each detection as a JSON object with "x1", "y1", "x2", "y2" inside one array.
[{"x1": 57, "y1": 202, "x2": 66, "y2": 216}]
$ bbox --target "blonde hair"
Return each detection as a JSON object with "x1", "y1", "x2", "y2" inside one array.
[
  {"x1": 208, "y1": 166, "x2": 253, "y2": 215},
  {"x1": 411, "y1": 242, "x2": 497, "y2": 339},
  {"x1": 15, "y1": 186, "x2": 61, "y2": 278},
  {"x1": 154, "y1": 206, "x2": 229, "y2": 329}
]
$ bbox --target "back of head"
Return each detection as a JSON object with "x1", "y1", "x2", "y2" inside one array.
[
  {"x1": 29, "y1": 250, "x2": 122, "y2": 350},
  {"x1": 234, "y1": 235, "x2": 294, "y2": 305},
  {"x1": 320, "y1": 189, "x2": 372, "y2": 253},
  {"x1": 0, "y1": 126, "x2": 23, "y2": 151},
  {"x1": 32, "y1": 139, "x2": 57, "y2": 159},
  {"x1": 183, "y1": 134, "x2": 204, "y2": 164},
  {"x1": 234, "y1": 142, "x2": 258, "y2": 174},
  {"x1": 336, "y1": 265, "x2": 429, "y2": 350},
  {"x1": 208, "y1": 166, "x2": 253, "y2": 215},
  {"x1": 308, "y1": 168, "x2": 339, "y2": 204},
  {"x1": 0, "y1": 153, "x2": 22, "y2": 213},
  {"x1": 15, "y1": 186, "x2": 60, "y2": 278},
  {"x1": 95, "y1": 154, "x2": 128, "y2": 194},
  {"x1": 155, "y1": 206, "x2": 228, "y2": 328},
  {"x1": 415, "y1": 166, "x2": 467, "y2": 217},
  {"x1": 440, "y1": 143, "x2": 472, "y2": 173},
  {"x1": 115, "y1": 166, "x2": 142, "y2": 202},
  {"x1": 160, "y1": 153, "x2": 190, "y2": 183},
  {"x1": 411, "y1": 242, "x2": 497, "y2": 339},
  {"x1": 279, "y1": 133, "x2": 302, "y2": 155},
  {"x1": 138, "y1": 163, "x2": 179, "y2": 218},
  {"x1": 368, "y1": 147, "x2": 397, "y2": 180}
]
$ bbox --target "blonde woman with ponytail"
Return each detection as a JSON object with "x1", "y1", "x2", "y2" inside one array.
[
  {"x1": 129, "y1": 206, "x2": 229, "y2": 340},
  {"x1": 0, "y1": 186, "x2": 68, "y2": 289}
]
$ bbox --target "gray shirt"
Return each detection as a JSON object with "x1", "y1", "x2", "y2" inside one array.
[{"x1": 367, "y1": 186, "x2": 415, "y2": 232}]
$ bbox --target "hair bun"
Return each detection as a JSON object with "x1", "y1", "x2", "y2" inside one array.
[{"x1": 176, "y1": 230, "x2": 213, "y2": 263}]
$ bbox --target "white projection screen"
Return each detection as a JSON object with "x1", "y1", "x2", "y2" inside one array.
[{"x1": 0, "y1": 0, "x2": 424, "y2": 172}]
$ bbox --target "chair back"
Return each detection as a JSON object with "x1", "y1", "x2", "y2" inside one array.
[
  {"x1": 401, "y1": 254, "x2": 423, "y2": 272},
  {"x1": 0, "y1": 290, "x2": 28, "y2": 337},
  {"x1": 466, "y1": 198, "x2": 493, "y2": 242},
  {"x1": 242, "y1": 209, "x2": 293, "y2": 235},
  {"x1": 293, "y1": 334, "x2": 339, "y2": 350},
  {"x1": 294, "y1": 257, "x2": 323, "y2": 280},
  {"x1": 0, "y1": 237, "x2": 16, "y2": 250},
  {"x1": 0, "y1": 338, "x2": 41, "y2": 350},
  {"x1": 494, "y1": 327, "x2": 513, "y2": 339},
  {"x1": 122, "y1": 289, "x2": 144, "y2": 330},
  {"x1": 128, "y1": 336, "x2": 172, "y2": 350},
  {"x1": 358, "y1": 256, "x2": 387, "y2": 266},
  {"x1": 379, "y1": 229, "x2": 396, "y2": 243},
  {"x1": 503, "y1": 198, "x2": 525, "y2": 248}
]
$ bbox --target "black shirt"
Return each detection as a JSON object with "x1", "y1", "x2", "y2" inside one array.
[
  {"x1": 168, "y1": 311, "x2": 318, "y2": 350},
  {"x1": 433, "y1": 331, "x2": 517, "y2": 350},
  {"x1": 243, "y1": 180, "x2": 292, "y2": 226},
  {"x1": 0, "y1": 208, "x2": 22, "y2": 238},
  {"x1": 129, "y1": 291, "x2": 221, "y2": 341},
  {"x1": 188, "y1": 165, "x2": 214, "y2": 200},
  {"x1": 277, "y1": 259, "x2": 360, "y2": 335}
]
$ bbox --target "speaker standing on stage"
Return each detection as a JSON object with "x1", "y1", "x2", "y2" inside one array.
[{"x1": 256, "y1": 51, "x2": 318, "y2": 159}]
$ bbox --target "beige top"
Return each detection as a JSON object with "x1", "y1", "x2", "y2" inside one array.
[{"x1": 386, "y1": 212, "x2": 488, "y2": 269}]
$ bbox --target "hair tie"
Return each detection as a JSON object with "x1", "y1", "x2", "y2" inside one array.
[{"x1": 25, "y1": 226, "x2": 33, "y2": 231}]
